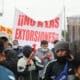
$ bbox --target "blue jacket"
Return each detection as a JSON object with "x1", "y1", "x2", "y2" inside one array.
[{"x1": 0, "y1": 65, "x2": 15, "y2": 80}]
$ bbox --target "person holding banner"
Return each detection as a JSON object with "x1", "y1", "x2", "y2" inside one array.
[
  {"x1": 17, "y1": 45, "x2": 43, "y2": 80},
  {"x1": 42, "y1": 41, "x2": 75, "y2": 80},
  {"x1": 36, "y1": 40, "x2": 54, "y2": 79}
]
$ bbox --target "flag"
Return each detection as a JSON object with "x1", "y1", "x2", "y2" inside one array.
[{"x1": 55, "y1": 62, "x2": 68, "y2": 80}]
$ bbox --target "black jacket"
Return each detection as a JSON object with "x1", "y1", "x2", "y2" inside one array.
[
  {"x1": 17, "y1": 56, "x2": 44, "y2": 80},
  {"x1": 43, "y1": 59, "x2": 75, "y2": 80},
  {"x1": 0, "y1": 48, "x2": 18, "y2": 74}
]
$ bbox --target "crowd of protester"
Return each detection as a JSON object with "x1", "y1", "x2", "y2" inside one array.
[{"x1": 0, "y1": 31, "x2": 80, "y2": 80}]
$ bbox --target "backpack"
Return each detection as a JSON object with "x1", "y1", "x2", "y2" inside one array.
[{"x1": 0, "y1": 65, "x2": 15, "y2": 80}]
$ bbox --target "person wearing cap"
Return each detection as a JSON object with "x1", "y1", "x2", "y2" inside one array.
[
  {"x1": 0, "y1": 32, "x2": 18, "y2": 77},
  {"x1": 0, "y1": 31, "x2": 9, "y2": 48},
  {"x1": 17, "y1": 45, "x2": 43, "y2": 80},
  {"x1": 0, "y1": 40, "x2": 16, "y2": 80},
  {"x1": 42, "y1": 41, "x2": 75, "y2": 80}
]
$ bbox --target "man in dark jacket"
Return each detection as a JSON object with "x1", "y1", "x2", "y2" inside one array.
[
  {"x1": 43, "y1": 41, "x2": 75, "y2": 80},
  {"x1": 17, "y1": 45, "x2": 43, "y2": 80}
]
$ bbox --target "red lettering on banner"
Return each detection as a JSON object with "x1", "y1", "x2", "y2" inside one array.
[
  {"x1": 30, "y1": 19, "x2": 36, "y2": 27},
  {"x1": 54, "y1": 17, "x2": 60, "y2": 28},
  {"x1": 17, "y1": 15, "x2": 21, "y2": 26},
  {"x1": 17, "y1": 15, "x2": 36, "y2": 27},
  {"x1": 45, "y1": 21, "x2": 50, "y2": 28},
  {"x1": 17, "y1": 15, "x2": 24, "y2": 26},
  {"x1": 50, "y1": 20, "x2": 54, "y2": 28},
  {"x1": 37, "y1": 21, "x2": 43, "y2": 27},
  {"x1": 15, "y1": 29, "x2": 59, "y2": 42},
  {"x1": 24, "y1": 16, "x2": 30, "y2": 26},
  {"x1": 15, "y1": 29, "x2": 21, "y2": 39},
  {"x1": 17, "y1": 15, "x2": 60, "y2": 29}
]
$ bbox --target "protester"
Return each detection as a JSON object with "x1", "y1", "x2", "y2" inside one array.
[
  {"x1": 12, "y1": 40, "x2": 23, "y2": 58},
  {"x1": 0, "y1": 32, "x2": 18, "y2": 75},
  {"x1": 4, "y1": 48, "x2": 18, "y2": 74},
  {"x1": 73, "y1": 52, "x2": 80, "y2": 80},
  {"x1": 36, "y1": 40, "x2": 54, "y2": 80},
  {"x1": 0, "y1": 40, "x2": 16, "y2": 80},
  {"x1": 17, "y1": 45, "x2": 43, "y2": 80},
  {"x1": 43, "y1": 41, "x2": 75, "y2": 80}
]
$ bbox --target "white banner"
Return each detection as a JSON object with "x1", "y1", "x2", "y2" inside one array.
[{"x1": 13, "y1": 9, "x2": 63, "y2": 48}]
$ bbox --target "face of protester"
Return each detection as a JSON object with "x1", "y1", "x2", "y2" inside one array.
[
  {"x1": 4, "y1": 40, "x2": 8, "y2": 48},
  {"x1": 75, "y1": 67, "x2": 80, "y2": 79},
  {"x1": 0, "y1": 37, "x2": 9, "y2": 49},
  {"x1": 55, "y1": 50, "x2": 68, "y2": 61},
  {"x1": 56, "y1": 50, "x2": 67, "y2": 57},
  {"x1": 41, "y1": 44, "x2": 48, "y2": 52},
  {"x1": 13, "y1": 43, "x2": 18, "y2": 49}
]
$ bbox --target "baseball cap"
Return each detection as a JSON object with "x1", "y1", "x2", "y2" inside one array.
[{"x1": 0, "y1": 32, "x2": 9, "y2": 40}]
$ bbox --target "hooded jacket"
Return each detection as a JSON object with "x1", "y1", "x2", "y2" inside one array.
[
  {"x1": 43, "y1": 59, "x2": 75, "y2": 80},
  {"x1": 43, "y1": 41, "x2": 75, "y2": 80},
  {"x1": 17, "y1": 56, "x2": 43, "y2": 80}
]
